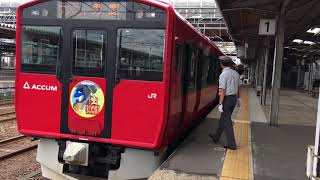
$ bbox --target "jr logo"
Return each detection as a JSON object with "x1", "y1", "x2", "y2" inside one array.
[{"x1": 148, "y1": 93, "x2": 157, "y2": 99}]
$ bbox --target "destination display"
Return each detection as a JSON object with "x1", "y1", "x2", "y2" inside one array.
[{"x1": 58, "y1": 1, "x2": 127, "y2": 20}]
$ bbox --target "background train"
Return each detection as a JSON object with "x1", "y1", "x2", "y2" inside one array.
[{"x1": 15, "y1": 0, "x2": 224, "y2": 179}]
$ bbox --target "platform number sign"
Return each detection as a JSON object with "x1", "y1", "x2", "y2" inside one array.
[{"x1": 259, "y1": 19, "x2": 276, "y2": 35}]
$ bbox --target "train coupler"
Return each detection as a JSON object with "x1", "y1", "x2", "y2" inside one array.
[{"x1": 57, "y1": 140, "x2": 124, "y2": 179}]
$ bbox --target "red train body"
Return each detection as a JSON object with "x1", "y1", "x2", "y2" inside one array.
[{"x1": 15, "y1": 0, "x2": 224, "y2": 179}]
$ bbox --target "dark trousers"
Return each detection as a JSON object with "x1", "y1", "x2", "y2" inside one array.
[{"x1": 213, "y1": 95, "x2": 237, "y2": 148}]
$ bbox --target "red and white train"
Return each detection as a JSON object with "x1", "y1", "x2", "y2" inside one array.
[{"x1": 15, "y1": 0, "x2": 224, "y2": 179}]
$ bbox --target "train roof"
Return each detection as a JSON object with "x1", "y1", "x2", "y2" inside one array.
[{"x1": 18, "y1": 0, "x2": 224, "y2": 56}]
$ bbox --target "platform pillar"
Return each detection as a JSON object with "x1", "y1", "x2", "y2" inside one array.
[
  {"x1": 250, "y1": 62, "x2": 255, "y2": 86},
  {"x1": 270, "y1": 0, "x2": 290, "y2": 126},
  {"x1": 257, "y1": 49, "x2": 264, "y2": 97},
  {"x1": 262, "y1": 46, "x2": 269, "y2": 105},
  {"x1": 308, "y1": 61, "x2": 314, "y2": 95},
  {"x1": 255, "y1": 60, "x2": 259, "y2": 88},
  {"x1": 296, "y1": 60, "x2": 301, "y2": 87}
]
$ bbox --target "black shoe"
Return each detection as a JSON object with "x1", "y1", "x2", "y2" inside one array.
[
  {"x1": 224, "y1": 146, "x2": 237, "y2": 150},
  {"x1": 208, "y1": 133, "x2": 218, "y2": 143}
]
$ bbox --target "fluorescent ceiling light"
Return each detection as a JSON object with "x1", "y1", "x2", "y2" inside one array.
[
  {"x1": 307, "y1": 28, "x2": 320, "y2": 34},
  {"x1": 293, "y1": 39, "x2": 303, "y2": 43},
  {"x1": 304, "y1": 41, "x2": 316, "y2": 45}
]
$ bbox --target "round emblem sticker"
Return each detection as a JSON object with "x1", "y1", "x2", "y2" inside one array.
[{"x1": 70, "y1": 80, "x2": 105, "y2": 118}]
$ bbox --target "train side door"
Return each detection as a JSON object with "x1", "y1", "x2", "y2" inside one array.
[
  {"x1": 58, "y1": 27, "x2": 110, "y2": 137},
  {"x1": 181, "y1": 45, "x2": 198, "y2": 129},
  {"x1": 193, "y1": 49, "x2": 203, "y2": 115},
  {"x1": 168, "y1": 43, "x2": 184, "y2": 138}
]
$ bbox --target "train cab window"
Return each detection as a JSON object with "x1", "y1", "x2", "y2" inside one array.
[
  {"x1": 73, "y1": 30, "x2": 106, "y2": 77},
  {"x1": 117, "y1": 28, "x2": 165, "y2": 81},
  {"x1": 21, "y1": 26, "x2": 62, "y2": 73}
]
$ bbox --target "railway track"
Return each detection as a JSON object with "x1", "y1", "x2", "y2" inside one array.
[
  {"x1": 0, "y1": 106, "x2": 14, "y2": 111},
  {"x1": 0, "y1": 111, "x2": 15, "y2": 117},
  {"x1": 0, "y1": 112, "x2": 16, "y2": 122},
  {"x1": 0, "y1": 100, "x2": 14, "y2": 106},
  {"x1": 0, "y1": 135, "x2": 38, "y2": 161},
  {"x1": 17, "y1": 170, "x2": 42, "y2": 180}
]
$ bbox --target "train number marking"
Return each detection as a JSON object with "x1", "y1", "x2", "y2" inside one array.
[
  {"x1": 23, "y1": 81, "x2": 58, "y2": 91},
  {"x1": 148, "y1": 93, "x2": 157, "y2": 99}
]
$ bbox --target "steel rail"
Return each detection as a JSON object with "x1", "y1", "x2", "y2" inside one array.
[
  {"x1": 0, "y1": 111, "x2": 15, "y2": 116},
  {"x1": 0, "y1": 135, "x2": 25, "y2": 145},
  {"x1": 0, "y1": 144, "x2": 38, "y2": 161},
  {"x1": 0, "y1": 116, "x2": 15, "y2": 123},
  {"x1": 17, "y1": 170, "x2": 42, "y2": 180}
]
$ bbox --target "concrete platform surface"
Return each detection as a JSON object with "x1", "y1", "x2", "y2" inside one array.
[
  {"x1": 149, "y1": 108, "x2": 226, "y2": 180},
  {"x1": 263, "y1": 89, "x2": 317, "y2": 126},
  {"x1": 252, "y1": 122, "x2": 314, "y2": 180}
]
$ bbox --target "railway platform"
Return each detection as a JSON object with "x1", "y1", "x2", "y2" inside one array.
[{"x1": 149, "y1": 86, "x2": 316, "y2": 180}]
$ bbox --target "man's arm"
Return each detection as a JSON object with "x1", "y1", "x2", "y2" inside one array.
[
  {"x1": 219, "y1": 88, "x2": 225, "y2": 104},
  {"x1": 218, "y1": 73, "x2": 226, "y2": 113}
]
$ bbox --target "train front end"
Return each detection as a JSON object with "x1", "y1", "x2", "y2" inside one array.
[{"x1": 15, "y1": 0, "x2": 172, "y2": 179}]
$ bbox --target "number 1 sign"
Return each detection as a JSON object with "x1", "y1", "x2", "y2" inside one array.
[{"x1": 259, "y1": 19, "x2": 276, "y2": 35}]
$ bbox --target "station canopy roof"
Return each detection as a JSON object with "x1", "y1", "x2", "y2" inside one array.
[
  {"x1": 216, "y1": 0, "x2": 320, "y2": 58},
  {"x1": 170, "y1": 0, "x2": 236, "y2": 55}
]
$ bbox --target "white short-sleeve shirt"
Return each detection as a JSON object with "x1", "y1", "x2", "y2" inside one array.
[{"x1": 219, "y1": 67, "x2": 240, "y2": 95}]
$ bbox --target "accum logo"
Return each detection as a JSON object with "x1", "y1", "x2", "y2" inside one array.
[{"x1": 23, "y1": 81, "x2": 58, "y2": 91}]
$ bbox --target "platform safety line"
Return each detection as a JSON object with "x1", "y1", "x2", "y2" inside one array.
[{"x1": 220, "y1": 87, "x2": 253, "y2": 180}]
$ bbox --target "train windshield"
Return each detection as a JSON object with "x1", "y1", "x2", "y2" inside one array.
[
  {"x1": 21, "y1": 26, "x2": 62, "y2": 73},
  {"x1": 117, "y1": 29, "x2": 165, "y2": 81}
]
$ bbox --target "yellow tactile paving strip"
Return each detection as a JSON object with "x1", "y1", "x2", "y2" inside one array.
[{"x1": 220, "y1": 87, "x2": 253, "y2": 180}]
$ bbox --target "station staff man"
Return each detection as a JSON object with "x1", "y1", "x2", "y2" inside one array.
[{"x1": 209, "y1": 56, "x2": 240, "y2": 150}]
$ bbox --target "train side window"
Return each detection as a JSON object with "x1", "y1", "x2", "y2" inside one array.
[
  {"x1": 215, "y1": 59, "x2": 222, "y2": 81},
  {"x1": 185, "y1": 46, "x2": 197, "y2": 92},
  {"x1": 72, "y1": 30, "x2": 106, "y2": 77},
  {"x1": 21, "y1": 26, "x2": 62, "y2": 73},
  {"x1": 207, "y1": 57, "x2": 216, "y2": 85},
  {"x1": 174, "y1": 45, "x2": 180, "y2": 72},
  {"x1": 175, "y1": 44, "x2": 183, "y2": 72},
  {"x1": 196, "y1": 49, "x2": 203, "y2": 89},
  {"x1": 117, "y1": 28, "x2": 165, "y2": 81},
  {"x1": 201, "y1": 56, "x2": 210, "y2": 88}
]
